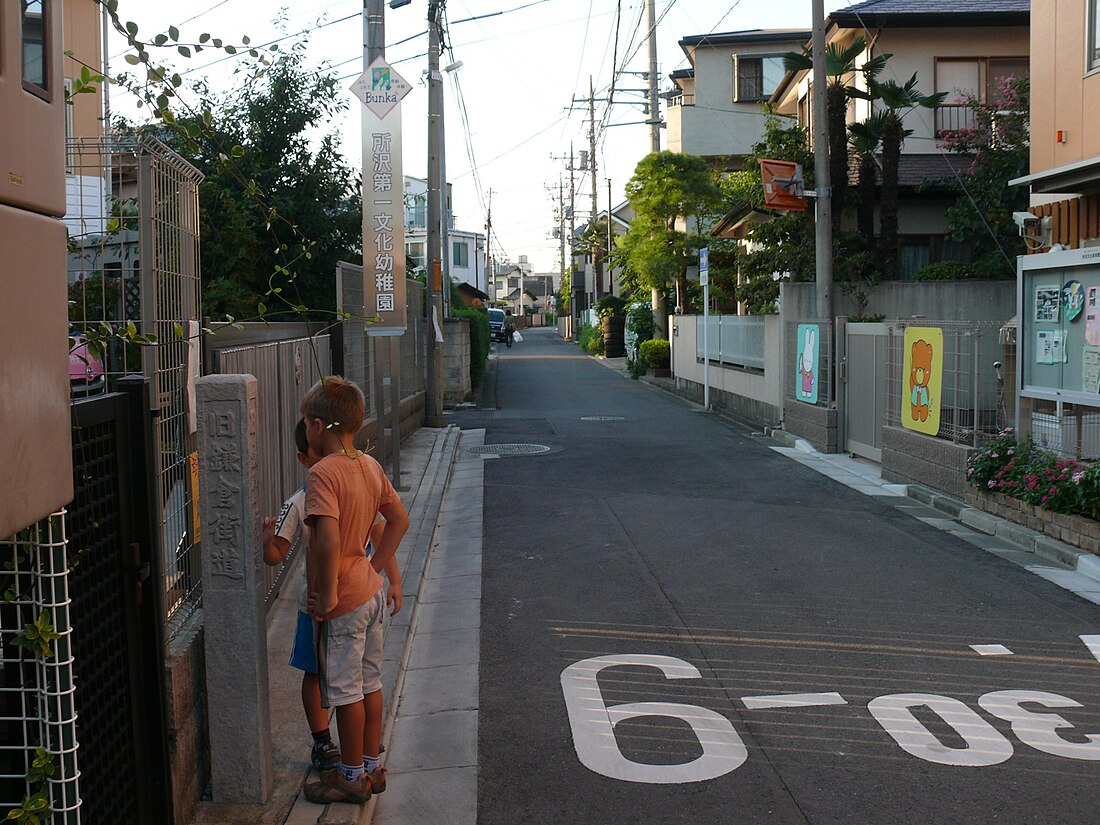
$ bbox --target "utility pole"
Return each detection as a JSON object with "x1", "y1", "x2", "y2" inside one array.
[
  {"x1": 425, "y1": 0, "x2": 445, "y2": 425},
  {"x1": 588, "y1": 76, "x2": 601, "y2": 299},
  {"x1": 646, "y1": 0, "x2": 661, "y2": 153},
  {"x1": 607, "y1": 177, "x2": 613, "y2": 296},
  {"x1": 569, "y1": 144, "x2": 577, "y2": 335},
  {"x1": 558, "y1": 177, "x2": 566, "y2": 305},
  {"x1": 811, "y1": 0, "x2": 832, "y2": 326},
  {"x1": 485, "y1": 188, "x2": 493, "y2": 299}
]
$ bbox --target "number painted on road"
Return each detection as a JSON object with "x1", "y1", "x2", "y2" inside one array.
[
  {"x1": 868, "y1": 693, "x2": 1013, "y2": 766},
  {"x1": 979, "y1": 690, "x2": 1100, "y2": 761},
  {"x1": 561, "y1": 654, "x2": 747, "y2": 783}
]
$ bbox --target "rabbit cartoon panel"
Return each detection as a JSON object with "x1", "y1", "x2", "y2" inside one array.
[
  {"x1": 796, "y1": 324, "x2": 819, "y2": 405},
  {"x1": 902, "y1": 326, "x2": 943, "y2": 436}
]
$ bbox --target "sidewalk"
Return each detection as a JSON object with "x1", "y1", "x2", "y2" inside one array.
[{"x1": 190, "y1": 424, "x2": 464, "y2": 825}]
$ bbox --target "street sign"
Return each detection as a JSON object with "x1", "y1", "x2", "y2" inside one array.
[
  {"x1": 357, "y1": 57, "x2": 410, "y2": 334},
  {"x1": 699, "y1": 246, "x2": 709, "y2": 286},
  {"x1": 350, "y1": 57, "x2": 412, "y2": 119}
]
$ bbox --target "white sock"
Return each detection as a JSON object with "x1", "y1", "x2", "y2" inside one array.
[
  {"x1": 363, "y1": 755, "x2": 380, "y2": 774},
  {"x1": 340, "y1": 762, "x2": 364, "y2": 783}
]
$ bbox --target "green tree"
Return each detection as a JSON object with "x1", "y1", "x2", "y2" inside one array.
[
  {"x1": 155, "y1": 42, "x2": 361, "y2": 319},
  {"x1": 578, "y1": 218, "x2": 611, "y2": 300},
  {"x1": 868, "y1": 74, "x2": 946, "y2": 281},
  {"x1": 620, "y1": 152, "x2": 721, "y2": 337},
  {"x1": 940, "y1": 75, "x2": 1029, "y2": 278}
]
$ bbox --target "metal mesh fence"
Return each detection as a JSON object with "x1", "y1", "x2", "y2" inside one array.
[
  {"x1": 885, "y1": 320, "x2": 1005, "y2": 447},
  {"x1": 1025, "y1": 398, "x2": 1100, "y2": 462},
  {"x1": 65, "y1": 136, "x2": 204, "y2": 646},
  {"x1": 785, "y1": 320, "x2": 835, "y2": 406},
  {"x1": 214, "y1": 336, "x2": 331, "y2": 607},
  {"x1": 0, "y1": 514, "x2": 81, "y2": 824}
]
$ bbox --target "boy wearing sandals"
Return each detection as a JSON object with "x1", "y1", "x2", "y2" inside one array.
[
  {"x1": 299, "y1": 377, "x2": 410, "y2": 804},
  {"x1": 262, "y1": 419, "x2": 403, "y2": 776}
]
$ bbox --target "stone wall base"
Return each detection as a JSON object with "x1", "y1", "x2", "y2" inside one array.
[
  {"x1": 674, "y1": 376, "x2": 780, "y2": 430},
  {"x1": 166, "y1": 619, "x2": 207, "y2": 825},
  {"x1": 783, "y1": 400, "x2": 838, "y2": 453},
  {"x1": 965, "y1": 490, "x2": 1100, "y2": 556},
  {"x1": 881, "y1": 425, "x2": 972, "y2": 499}
]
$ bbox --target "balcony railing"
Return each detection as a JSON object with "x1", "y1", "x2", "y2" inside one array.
[
  {"x1": 667, "y1": 93, "x2": 695, "y2": 108},
  {"x1": 934, "y1": 104, "x2": 977, "y2": 137}
]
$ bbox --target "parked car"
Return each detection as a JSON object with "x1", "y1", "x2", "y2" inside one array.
[
  {"x1": 69, "y1": 331, "x2": 106, "y2": 397},
  {"x1": 488, "y1": 308, "x2": 508, "y2": 344}
]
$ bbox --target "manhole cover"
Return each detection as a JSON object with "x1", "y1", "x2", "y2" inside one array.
[
  {"x1": 467, "y1": 443, "x2": 552, "y2": 456},
  {"x1": 580, "y1": 415, "x2": 625, "y2": 421}
]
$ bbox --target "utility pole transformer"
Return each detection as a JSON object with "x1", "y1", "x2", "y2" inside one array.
[{"x1": 425, "y1": 0, "x2": 445, "y2": 425}]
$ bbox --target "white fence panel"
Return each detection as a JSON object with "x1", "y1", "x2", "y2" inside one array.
[{"x1": 696, "y1": 315, "x2": 765, "y2": 370}]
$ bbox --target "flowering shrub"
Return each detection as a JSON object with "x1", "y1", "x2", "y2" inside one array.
[{"x1": 967, "y1": 428, "x2": 1100, "y2": 518}]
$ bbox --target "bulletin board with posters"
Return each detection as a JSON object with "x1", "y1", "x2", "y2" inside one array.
[{"x1": 1018, "y1": 246, "x2": 1100, "y2": 403}]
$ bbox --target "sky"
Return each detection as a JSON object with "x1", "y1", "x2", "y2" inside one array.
[{"x1": 107, "y1": 0, "x2": 814, "y2": 274}]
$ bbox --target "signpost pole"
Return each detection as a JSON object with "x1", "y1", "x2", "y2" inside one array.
[{"x1": 700, "y1": 246, "x2": 710, "y2": 410}]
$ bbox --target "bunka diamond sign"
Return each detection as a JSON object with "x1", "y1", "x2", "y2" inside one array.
[
  {"x1": 351, "y1": 57, "x2": 412, "y2": 119},
  {"x1": 356, "y1": 56, "x2": 409, "y2": 334}
]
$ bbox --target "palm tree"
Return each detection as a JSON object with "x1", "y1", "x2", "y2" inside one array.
[
  {"x1": 868, "y1": 75, "x2": 946, "y2": 280},
  {"x1": 848, "y1": 112, "x2": 887, "y2": 250},
  {"x1": 784, "y1": 36, "x2": 868, "y2": 230}
]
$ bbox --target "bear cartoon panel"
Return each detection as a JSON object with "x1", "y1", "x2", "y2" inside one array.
[{"x1": 902, "y1": 326, "x2": 943, "y2": 436}]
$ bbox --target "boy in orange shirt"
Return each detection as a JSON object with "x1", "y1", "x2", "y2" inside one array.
[
  {"x1": 261, "y1": 419, "x2": 402, "y2": 774},
  {"x1": 299, "y1": 377, "x2": 410, "y2": 804}
]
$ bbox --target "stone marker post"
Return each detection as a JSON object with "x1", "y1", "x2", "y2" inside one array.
[{"x1": 196, "y1": 374, "x2": 272, "y2": 803}]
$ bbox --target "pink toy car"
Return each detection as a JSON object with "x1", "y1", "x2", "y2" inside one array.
[{"x1": 69, "y1": 332, "x2": 106, "y2": 397}]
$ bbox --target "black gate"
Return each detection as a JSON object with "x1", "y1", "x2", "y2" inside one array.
[{"x1": 68, "y1": 379, "x2": 172, "y2": 825}]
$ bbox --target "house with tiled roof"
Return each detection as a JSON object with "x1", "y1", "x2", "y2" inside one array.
[
  {"x1": 665, "y1": 29, "x2": 811, "y2": 170},
  {"x1": 771, "y1": 0, "x2": 1030, "y2": 279}
]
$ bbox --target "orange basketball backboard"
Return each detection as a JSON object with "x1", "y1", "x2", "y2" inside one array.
[{"x1": 759, "y1": 159, "x2": 808, "y2": 212}]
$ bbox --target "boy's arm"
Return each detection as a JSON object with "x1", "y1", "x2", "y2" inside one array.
[
  {"x1": 307, "y1": 515, "x2": 341, "y2": 618},
  {"x1": 370, "y1": 498, "x2": 410, "y2": 576},
  {"x1": 261, "y1": 516, "x2": 292, "y2": 566},
  {"x1": 383, "y1": 553, "x2": 402, "y2": 615}
]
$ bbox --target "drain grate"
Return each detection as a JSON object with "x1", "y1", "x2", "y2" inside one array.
[
  {"x1": 580, "y1": 415, "x2": 625, "y2": 421},
  {"x1": 467, "y1": 443, "x2": 552, "y2": 456}
]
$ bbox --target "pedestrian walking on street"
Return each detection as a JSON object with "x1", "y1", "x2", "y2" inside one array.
[
  {"x1": 299, "y1": 378, "x2": 410, "y2": 804},
  {"x1": 262, "y1": 419, "x2": 403, "y2": 776}
]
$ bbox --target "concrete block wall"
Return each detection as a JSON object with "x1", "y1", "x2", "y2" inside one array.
[
  {"x1": 166, "y1": 629, "x2": 207, "y2": 825},
  {"x1": 881, "y1": 424, "x2": 973, "y2": 498},
  {"x1": 443, "y1": 317, "x2": 472, "y2": 405},
  {"x1": 784, "y1": 400, "x2": 839, "y2": 453}
]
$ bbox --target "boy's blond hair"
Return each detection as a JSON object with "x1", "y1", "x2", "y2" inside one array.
[{"x1": 301, "y1": 376, "x2": 365, "y2": 435}]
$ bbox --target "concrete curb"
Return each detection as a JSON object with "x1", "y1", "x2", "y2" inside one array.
[{"x1": 907, "y1": 483, "x2": 1100, "y2": 585}]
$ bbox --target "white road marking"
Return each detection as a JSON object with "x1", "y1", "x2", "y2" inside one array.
[
  {"x1": 741, "y1": 692, "x2": 848, "y2": 710},
  {"x1": 1081, "y1": 635, "x2": 1100, "y2": 662},
  {"x1": 970, "y1": 644, "x2": 1015, "y2": 656}
]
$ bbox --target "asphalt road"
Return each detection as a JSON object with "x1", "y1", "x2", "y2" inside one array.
[{"x1": 452, "y1": 327, "x2": 1100, "y2": 825}]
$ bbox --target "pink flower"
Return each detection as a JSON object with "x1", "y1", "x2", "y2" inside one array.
[{"x1": 1073, "y1": 471, "x2": 1086, "y2": 484}]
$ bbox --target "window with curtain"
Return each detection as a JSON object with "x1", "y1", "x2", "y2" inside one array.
[
  {"x1": 735, "y1": 55, "x2": 784, "y2": 102},
  {"x1": 452, "y1": 241, "x2": 469, "y2": 268}
]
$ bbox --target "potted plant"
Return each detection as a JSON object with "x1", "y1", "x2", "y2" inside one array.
[
  {"x1": 639, "y1": 338, "x2": 671, "y2": 377},
  {"x1": 595, "y1": 295, "x2": 628, "y2": 358}
]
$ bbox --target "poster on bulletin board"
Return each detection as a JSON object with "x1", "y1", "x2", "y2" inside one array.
[{"x1": 1020, "y1": 250, "x2": 1100, "y2": 401}]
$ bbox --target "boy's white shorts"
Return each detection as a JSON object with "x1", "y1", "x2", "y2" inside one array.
[{"x1": 317, "y1": 590, "x2": 385, "y2": 707}]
